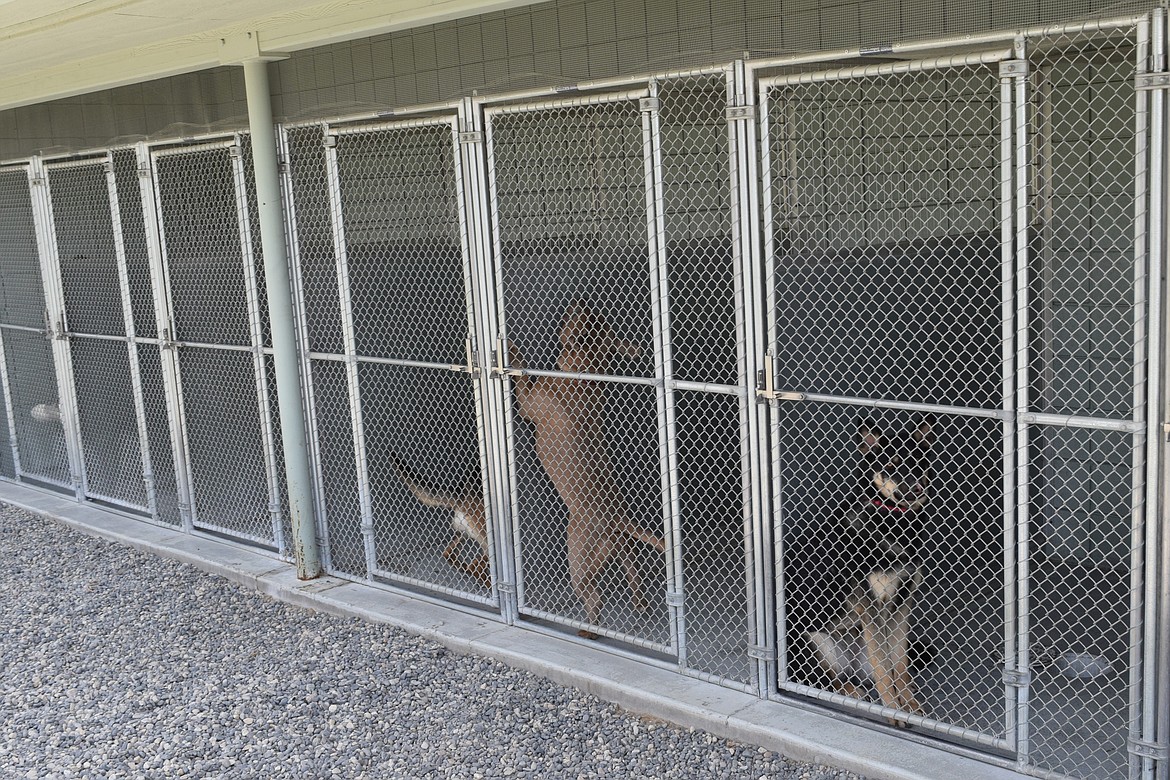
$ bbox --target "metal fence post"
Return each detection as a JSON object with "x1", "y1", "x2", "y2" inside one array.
[{"x1": 235, "y1": 42, "x2": 321, "y2": 579}]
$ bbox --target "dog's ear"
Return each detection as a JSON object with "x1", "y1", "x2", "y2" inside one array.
[
  {"x1": 858, "y1": 419, "x2": 882, "y2": 454},
  {"x1": 912, "y1": 415, "x2": 935, "y2": 448}
]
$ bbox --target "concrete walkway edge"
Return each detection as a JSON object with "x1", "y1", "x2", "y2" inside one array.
[{"x1": 1, "y1": 482, "x2": 1025, "y2": 780}]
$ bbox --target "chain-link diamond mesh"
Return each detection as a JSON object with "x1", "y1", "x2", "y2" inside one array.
[
  {"x1": 362, "y1": 363, "x2": 491, "y2": 598},
  {"x1": 0, "y1": 167, "x2": 69, "y2": 488},
  {"x1": 1029, "y1": 30, "x2": 1138, "y2": 421},
  {"x1": 488, "y1": 96, "x2": 674, "y2": 645},
  {"x1": 777, "y1": 405, "x2": 1005, "y2": 738},
  {"x1": 284, "y1": 125, "x2": 343, "y2": 355},
  {"x1": 112, "y1": 150, "x2": 158, "y2": 340},
  {"x1": 1027, "y1": 426, "x2": 1135, "y2": 780},
  {"x1": 45, "y1": 160, "x2": 151, "y2": 513},
  {"x1": 764, "y1": 62, "x2": 1003, "y2": 408},
  {"x1": 135, "y1": 345, "x2": 182, "y2": 527},
  {"x1": 175, "y1": 346, "x2": 274, "y2": 545},
  {"x1": 0, "y1": 379, "x2": 14, "y2": 479},
  {"x1": 0, "y1": 167, "x2": 50, "y2": 331},
  {"x1": 1021, "y1": 26, "x2": 1142, "y2": 780},
  {"x1": 308, "y1": 358, "x2": 365, "y2": 577},
  {"x1": 335, "y1": 123, "x2": 468, "y2": 365},
  {"x1": 660, "y1": 75, "x2": 738, "y2": 387},
  {"x1": 2, "y1": 328, "x2": 68, "y2": 486},
  {"x1": 154, "y1": 147, "x2": 253, "y2": 347}
]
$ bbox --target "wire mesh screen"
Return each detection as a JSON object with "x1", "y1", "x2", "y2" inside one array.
[
  {"x1": 0, "y1": 382, "x2": 13, "y2": 479},
  {"x1": 112, "y1": 150, "x2": 158, "y2": 340},
  {"x1": 0, "y1": 167, "x2": 69, "y2": 488},
  {"x1": 2, "y1": 329, "x2": 69, "y2": 487},
  {"x1": 46, "y1": 160, "x2": 151, "y2": 513},
  {"x1": 154, "y1": 147, "x2": 253, "y2": 347},
  {"x1": 777, "y1": 405, "x2": 1005, "y2": 741},
  {"x1": 1022, "y1": 25, "x2": 1142, "y2": 780},
  {"x1": 763, "y1": 61, "x2": 1004, "y2": 408},
  {"x1": 488, "y1": 95, "x2": 672, "y2": 647},
  {"x1": 135, "y1": 345, "x2": 182, "y2": 526},
  {"x1": 285, "y1": 117, "x2": 495, "y2": 602},
  {"x1": 176, "y1": 346, "x2": 275, "y2": 546},
  {"x1": 151, "y1": 140, "x2": 279, "y2": 547}
]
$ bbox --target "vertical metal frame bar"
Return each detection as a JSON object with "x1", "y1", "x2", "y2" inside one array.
[
  {"x1": 228, "y1": 136, "x2": 285, "y2": 551},
  {"x1": 139, "y1": 141, "x2": 196, "y2": 531},
  {"x1": 1010, "y1": 35, "x2": 1034, "y2": 765},
  {"x1": 755, "y1": 76, "x2": 789, "y2": 689},
  {"x1": 1139, "y1": 12, "x2": 1165, "y2": 780},
  {"x1": 321, "y1": 126, "x2": 378, "y2": 577},
  {"x1": 481, "y1": 102, "x2": 528, "y2": 619},
  {"x1": 277, "y1": 123, "x2": 333, "y2": 571},
  {"x1": 643, "y1": 80, "x2": 687, "y2": 664},
  {"x1": 103, "y1": 152, "x2": 159, "y2": 519},
  {"x1": 451, "y1": 105, "x2": 505, "y2": 608},
  {"x1": 27, "y1": 155, "x2": 87, "y2": 498},
  {"x1": 999, "y1": 51, "x2": 1022, "y2": 754},
  {"x1": 730, "y1": 61, "x2": 772, "y2": 694}
]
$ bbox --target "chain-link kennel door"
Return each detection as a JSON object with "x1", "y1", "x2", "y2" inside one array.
[
  {"x1": 281, "y1": 115, "x2": 499, "y2": 606},
  {"x1": 759, "y1": 50, "x2": 1016, "y2": 748},
  {"x1": 147, "y1": 137, "x2": 284, "y2": 550},
  {"x1": 758, "y1": 18, "x2": 1157, "y2": 778},
  {"x1": 43, "y1": 154, "x2": 155, "y2": 517},
  {"x1": 0, "y1": 163, "x2": 76, "y2": 491},
  {"x1": 483, "y1": 89, "x2": 681, "y2": 652}
]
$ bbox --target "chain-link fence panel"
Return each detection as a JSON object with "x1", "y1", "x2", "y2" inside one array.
[
  {"x1": 151, "y1": 139, "x2": 281, "y2": 549},
  {"x1": 1018, "y1": 24, "x2": 1145, "y2": 780},
  {"x1": 487, "y1": 93, "x2": 674, "y2": 648},
  {"x1": 2, "y1": 328, "x2": 69, "y2": 487},
  {"x1": 762, "y1": 58, "x2": 1004, "y2": 409},
  {"x1": 284, "y1": 115, "x2": 496, "y2": 603},
  {"x1": 776, "y1": 405, "x2": 1006, "y2": 743},
  {"x1": 45, "y1": 159, "x2": 152, "y2": 514},
  {"x1": 0, "y1": 166, "x2": 70, "y2": 489}
]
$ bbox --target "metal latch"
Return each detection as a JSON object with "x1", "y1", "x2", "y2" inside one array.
[
  {"x1": 323, "y1": 134, "x2": 338, "y2": 149},
  {"x1": 727, "y1": 105, "x2": 756, "y2": 122},
  {"x1": 459, "y1": 131, "x2": 484, "y2": 145},
  {"x1": 1163, "y1": 421, "x2": 1170, "y2": 442},
  {"x1": 1127, "y1": 738, "x2": 1169, "y2": 761},
  {"x1": 1002, "y1": 668, "x2": 1032, "y2": 687},
  {"x1": 1136, "y1": 73, "x2": 1170, "y2": 92},
  {"x1": 465, "y1": 337, "x2": 480, "y2": 378},
  {"x1": 137, "y1": 165, "x2": 152, "y2": 179},
  {"x1": 746, "y1": 643, "x2": 776, "y2": 661},
  {"x1": 664, "y1": 590, "x2": 685, "y2": 608},
  {"x1": 999, "y1": 59, "x2": 1029, "y2": 78},
  {"x1": 496, "y1": 581, "x2": 516, "y2": 595}
]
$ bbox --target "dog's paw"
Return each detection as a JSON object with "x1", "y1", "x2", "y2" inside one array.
[{"x1": 577, "y1": 628, "x2": 600, "y2": 641}]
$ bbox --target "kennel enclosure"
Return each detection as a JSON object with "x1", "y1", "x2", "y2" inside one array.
[{"x1": 0, "y1": 4, "x2": 1167, "y2": 780}]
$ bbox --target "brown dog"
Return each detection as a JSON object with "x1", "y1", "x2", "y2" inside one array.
[
  {"x1": 388, "y1": 452, "x2": 491, "y2": 589},
  {"x1": 508, "y1": 302, "x2": 665, "y2": 638}
]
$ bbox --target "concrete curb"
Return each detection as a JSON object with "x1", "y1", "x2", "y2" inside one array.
[{"x1": 0, "y1": 482, "x2": 1024, "y2": 780}]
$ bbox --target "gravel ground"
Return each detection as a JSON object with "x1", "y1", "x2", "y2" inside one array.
[{"x1": 0, "y1": 504, "x2": 864, "y2": 780}]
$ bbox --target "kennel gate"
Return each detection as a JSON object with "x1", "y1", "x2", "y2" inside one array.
[
  {"x1": 279, "y1": 111, "x2": 501, "y2": 606},
  {"x1": 144, "y1": 135, "x2": 286, "y2": 551},
  {"x1": 478, "y1": 69, "x2": 765, "y2": 688},
  {"x1": 40, "y1": 153, "x2": 156, "y2": 517},
  {"x1": 755, "y1": 16, "x2": 1158, "y2": 780}
]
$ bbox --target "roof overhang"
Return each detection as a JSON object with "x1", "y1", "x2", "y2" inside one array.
[{"x1": 0, "y1": 0, "x2": 542, "y2": 112}]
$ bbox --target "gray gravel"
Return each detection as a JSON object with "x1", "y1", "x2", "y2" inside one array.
[{"x1": 0, "y1": 504, "x2": 864, "y2": 780}]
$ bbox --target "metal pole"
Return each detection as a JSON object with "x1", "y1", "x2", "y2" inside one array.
[{"x1": 241, "y1": 57, "x2": 321, "y2": 579}]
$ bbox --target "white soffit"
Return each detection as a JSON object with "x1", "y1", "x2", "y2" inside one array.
[{"x1": 0, "y1": 0, "x2": 541, "y2": 112}]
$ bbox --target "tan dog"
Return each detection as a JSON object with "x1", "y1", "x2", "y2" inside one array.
[
  {"x1": 508, "y1": 302, "x2": 665, "y2": 639},
  {"x1": 388, "y1": 452, "x2": 491, "y2": 589}
]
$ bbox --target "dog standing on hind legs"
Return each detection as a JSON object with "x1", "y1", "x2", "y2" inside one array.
[
  {"x1": 806, "y1": 415, "x2": 934, "y2": 726},
  {"x1": 508, "y1": 301, "x2": 666, "y2": 639}
]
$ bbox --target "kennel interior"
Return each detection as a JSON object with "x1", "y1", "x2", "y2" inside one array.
[{"x1": 0, "y1": 1, "x2": 1166, "y2": 778}]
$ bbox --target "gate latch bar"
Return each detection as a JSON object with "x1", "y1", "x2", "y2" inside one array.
[
  {"x1": 1002, "y1": 668, "x2": 1031, "y2": 687},
  {"x1": 1136, "y1": 73, "x2": 1170, "y2": 91},
  {"x1": 1127, "y1": 738, "x2": 1169, "y2": 761},
  {"x1": 999, "y1": 60, "x2": 1028, "y2": 78},
  {"x1": 727, "y1": 105, "x2": 756, "y2": 122},
  {"x1": 746, "y1": 643, "x2": 776, "y2": 661}
]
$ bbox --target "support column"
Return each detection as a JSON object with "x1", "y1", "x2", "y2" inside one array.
[{"x1": 224, "y1": 33, "x2": 321, "y2": 579}]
